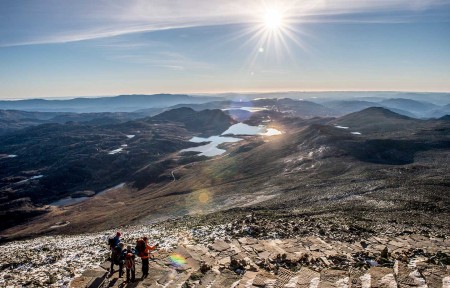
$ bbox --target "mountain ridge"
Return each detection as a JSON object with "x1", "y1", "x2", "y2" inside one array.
[{"x1": 0, "y1": 94, "x2": 223, "y2": 113}]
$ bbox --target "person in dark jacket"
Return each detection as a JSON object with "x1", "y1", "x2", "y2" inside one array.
[
  {"x1": 109, "y1": 243, "x2": 124, "y2": 276},
  {"x1": 122, "y1": 245, "x2": 136, "y2": 283},
  {"x1": 110, "y1": 231, "x2": 121, "y2": 249},
  {"x1": 109, "y1": 232, "x2": 121, "y2": 273}
]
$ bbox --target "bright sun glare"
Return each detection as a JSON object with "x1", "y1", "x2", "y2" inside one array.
[
  {"x1": 264, "y1": 9, "x2": 283, "y2": 30},
  {"x1": 231, "y1": 1, "x2": 305, "y2": 68}
]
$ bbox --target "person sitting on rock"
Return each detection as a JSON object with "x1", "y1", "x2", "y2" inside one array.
[
  {"x1": 138, "y1": 237, "x2": 158, "y2": 278},
  {"x1": 122, "y1": 245, "x2": 136, "y2": 283}
]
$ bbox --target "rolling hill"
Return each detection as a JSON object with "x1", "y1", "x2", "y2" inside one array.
[
  {"x1": 2, "y1": 106, "x2": 448, "y2": 242},
  {"x1": 0, "y1": 108, "x2": 236, "y2": 232}
]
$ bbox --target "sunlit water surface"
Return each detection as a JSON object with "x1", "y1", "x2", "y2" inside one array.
[{"x1": 181, "y1": 123, "x2": 282, "y2": 156}]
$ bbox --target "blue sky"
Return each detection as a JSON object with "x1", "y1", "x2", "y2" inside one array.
[{"x1": 1, "y1": 0, "x2": 450, "y2": 99}]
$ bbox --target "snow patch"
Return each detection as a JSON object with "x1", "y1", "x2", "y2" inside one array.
[
  {"x1": 17, "y1": 175, "x2": 43, "y2": 184},
  {"x1": 108, "y1": 148, "x2": 123, "y2": 155}
]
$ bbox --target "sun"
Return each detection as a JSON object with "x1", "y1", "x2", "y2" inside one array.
[
  {"x1": 263, "y1": 8, "x2": 284, "y2": 30},
  {"x1": 228, "y1": 1, "x2": 306, "y2": 68}
]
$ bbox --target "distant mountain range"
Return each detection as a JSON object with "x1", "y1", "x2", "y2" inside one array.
[
  {"x1": 0, "y1": 94, "x2": 223, "y2": 113},
  {"x1": 2, "y1": 95, "x2": 450, "y2": 135},
  {"x1": 320, "y1": 98, "x2": 449, "y2": 119}
]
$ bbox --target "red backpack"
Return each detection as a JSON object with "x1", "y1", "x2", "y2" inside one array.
[
  {"x1": 125, "y1": 253, "x2": 135, "y2": 270},
  {"x1": 135, "y1": 239, "x2": 146, "y2": 257}
]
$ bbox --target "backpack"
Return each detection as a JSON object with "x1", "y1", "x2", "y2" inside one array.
[
  {"x1": 108, "y1": 237, "x2": 115, "y2": 248},
  {"x1": 112, "y1": 246, "x2": 122, "y2": 264},
  {"x1": 125, "y1": 253, "x2": 135, "y2": 270},
  {"x1": 135, "y1": 239, "x2": 146, "y2": 258}
]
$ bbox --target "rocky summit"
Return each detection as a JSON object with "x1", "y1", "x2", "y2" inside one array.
[{"x1": 1, "y1": 214, "x2": 449, "y2": 288}]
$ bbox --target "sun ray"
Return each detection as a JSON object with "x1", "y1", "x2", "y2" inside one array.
[
  {"x1": 232, "y1": 1, "x2": 309, "y2": 74},
  {"x1": 203, "y1": 1, "x2": 311, "y2": 82}
]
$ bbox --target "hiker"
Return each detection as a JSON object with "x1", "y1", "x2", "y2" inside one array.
[
  {"x1": 136, "y1": 237, "x2": 158, "y2": 278},
  {"x1": 108, "y1": 231, "x2": 121, "y2": 250},
  {"x1": 122, "y1": 245, "x2": 136, "y2": 283},
  {"x1": 107, "y1": 231, "x2": 122, "y2": 275},
  {"x1": 110, "y1": 243, "x2": 125, "y2": 277}
]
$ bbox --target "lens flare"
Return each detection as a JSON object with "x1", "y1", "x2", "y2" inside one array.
[
  {"x1": 169, "y1": 254, "x2": 187, "y2": 266},
  {"x1": 198, "y1": 191, "x2": 209, "y2": 203}
]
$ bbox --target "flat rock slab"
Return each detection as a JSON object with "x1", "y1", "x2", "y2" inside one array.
[
  {"x1": 417, "y1": 265, "x2": 449, "y2": 288},
  {"x1": 210, "y1": 239, "x2": 231, "y2": 252},
  {"x1": 211, "y1": 270, "x2": 242, "y2": 287},
  {"x1": 236, "y1": 270, "x2": 259, "y2": 287},
  {"x1": 319, "y1": 269, "x2": 349, "y2": 288},
  {"x1": 369, "y1": 267, "x2": 396, "y2": 288},
  {"x1": 67, "y1": 235, "x2": 449, "y2": 288},
  {"x1": 297, "y1": 267, "x2": 321, "y2": 288},
  {"x1": 70, "y1": 276, "x2": 92, "y2": 288},
  {"x1": 82, "y1": 268, "x2": 108, "y2": 278},
  {"x1": 274, "y1": 267, "x2": 295, "y2": 288},
  {"x1": 196, "y1": 270, "x2": 219, "y2": 288},
  {"x1": 348, "y1": 270, "x2": 368, "y2": 288},
  {"x1": 396, "y1": 262, "x2": 427, "y2": 288},
  {"x1": 252, "y1": 272, "x2": 277, "y2": 287}
]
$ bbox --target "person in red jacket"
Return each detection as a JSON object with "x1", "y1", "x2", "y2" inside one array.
[{"x1": 140, "y1": 237, "x2": 158, "y2": 278}]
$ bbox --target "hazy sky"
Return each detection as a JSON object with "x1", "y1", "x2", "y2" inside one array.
[{"x1": 1, "y1": 0, "x2": 450, "y2": 99}]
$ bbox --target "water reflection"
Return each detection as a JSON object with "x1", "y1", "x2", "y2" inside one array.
[
  {"x1": 181, "y1": 123, "x2": 282, "y2": 157},
  {"x1": 181, "y1": 136, "x2": 242, "y2": 157},
  {"x1": 222, "y1": 123, "x2": 282, "y2": 136},
  {"x1": 221, "y1": 107, "x2": 267, "y2": 112}
]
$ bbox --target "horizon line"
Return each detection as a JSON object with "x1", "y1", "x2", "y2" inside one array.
[{"x1": 1, "y1": 90, "x2": 449, "y2": 101}]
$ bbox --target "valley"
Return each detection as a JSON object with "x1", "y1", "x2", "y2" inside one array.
[
  {"x1": 1, "y1": 99, "x2": 448, "y2": 241},
  {"x1": 0, "y1": 94, "x2": 449, "y2": 287}
]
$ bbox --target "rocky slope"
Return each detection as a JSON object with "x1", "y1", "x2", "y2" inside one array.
[{"x1": 0, "y1": 214, "x2": 448, "y2": 287}]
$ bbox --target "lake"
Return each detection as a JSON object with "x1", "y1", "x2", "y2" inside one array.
[
  {"x1": 181, "y1": 136, "x2": 242, "y2": 157},
  {"x1": 50, "y1": 183, "x2": 125, "y2": 207},
  {"x1": 221, "y1": 107, "x2": 267, "y2": 112},
  {"x1": 181, "y1": 123, "x2": 282, "y2": 157},
  {"x1": 222, "y1": 123, "x2": 282, "y2": 136}
]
